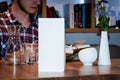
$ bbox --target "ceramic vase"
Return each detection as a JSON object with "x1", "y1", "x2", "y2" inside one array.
[
  {"x1": 78, "y1": 47, "x2": 97, "y2": 65},
  {"x1": 98, "y1": 31, "x2": 111, "y2": 65}
]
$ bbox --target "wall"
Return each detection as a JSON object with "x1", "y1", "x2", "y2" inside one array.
[
  {"x1": 47, "y1": 0, "x2": 120, "y2": 46},
  {"x1": 65, "y1": 33, "x2": 120, "y2": 46}
]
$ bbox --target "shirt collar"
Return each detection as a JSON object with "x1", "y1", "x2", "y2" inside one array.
[{"x1": 6, "y1": 7, "x2": 17, "y2": 23}]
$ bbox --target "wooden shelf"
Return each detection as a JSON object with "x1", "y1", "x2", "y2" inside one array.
[
  {"x1": 65, "y1": 28, "x2": 98, "y2": 33},
  {"x1": 65, "y1": 28, "x2": 120, "y2": 33},
  {"x1": 109, "y1": 29, "x2": 120, "y2": 33}
]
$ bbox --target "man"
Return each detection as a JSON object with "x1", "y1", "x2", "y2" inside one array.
[{"x1": 0, "y1": 0, "x2": 40, "y2": 58}]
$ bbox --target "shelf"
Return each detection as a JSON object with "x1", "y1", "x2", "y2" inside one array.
[
  {"x1": 65, "y1": 28, "x2": 120, "y2": 33},
  {"x1": 109, "y1": 29, "x2": 120, "y2": 33}
]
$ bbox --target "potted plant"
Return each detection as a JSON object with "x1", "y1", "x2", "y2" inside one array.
[{"x1": 97, "y1": 0, "x2": 111, "y2": 65}]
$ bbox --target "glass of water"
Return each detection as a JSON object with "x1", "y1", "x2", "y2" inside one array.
[
  {"x1": 5, "y1": 25, "x2": 25, "y2": 65},
  {"x1": 25, "y1": 43, "x2": 38, "y2": 64}
]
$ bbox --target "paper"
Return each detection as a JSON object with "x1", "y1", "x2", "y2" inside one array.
[{"x1": 38, "y1": 18, "x2": 65, "y2": 72}]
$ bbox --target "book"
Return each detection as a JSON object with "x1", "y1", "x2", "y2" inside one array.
[
  {"x1": 74, "y1": 4, "x2": 82, "y2": 28},
  {"x1": 65, "y1": 40, "x2": 91, "y2": 55},
  {"x1": 81, "y1": 3, "x2": 91, "y2": 28},
  {"x1": 64, "y1": 3, "x2": 74, "y2": 28},
  {"x1": 47, "y1": 6, "x2": 54, "y2": 18},
  {"x1": 49, "y1": 7, "x2": 59, "y2": 18},
  {"x1": 65, "y1": 45, "x2": 74, "y2": 54}
]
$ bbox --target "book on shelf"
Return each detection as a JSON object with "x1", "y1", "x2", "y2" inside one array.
[
  {"x1": 74, "y1": 4, "x2": 82, "y2": 28},
  {"x1": 64, "y1": 3, "x2": 74, "y2": 29},
  {"x1": 49, "y1": 7, "x2": 59, "y2": 18},
  {"x1": 47, "y1": 6, "x2": 54, "y2": 18},
  {"x1": 47, "y1": 6, "x2": 62, "y2": 18},
  {"x1": 81, "y1": 3, "x2": 91, "y2": 28}
]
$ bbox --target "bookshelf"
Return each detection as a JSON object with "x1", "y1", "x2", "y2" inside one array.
[{"x1": 41, "y1": 0, "x2": 120, "y2": 33}]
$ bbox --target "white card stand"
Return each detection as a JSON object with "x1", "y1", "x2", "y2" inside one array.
[{"x1": 38, "y1": 18, "x2": 65, "y2": 72}]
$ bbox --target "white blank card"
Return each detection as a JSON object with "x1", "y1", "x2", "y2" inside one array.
[{"x1": 38, "y1": 18, "x2": 65, "y2": 72}]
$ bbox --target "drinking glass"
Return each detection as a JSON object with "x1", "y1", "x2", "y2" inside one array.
[
  {"x1": 25, "y1": 43, "x2": 38, "y2": 64},
  {"x1": 5, "y1": 26, "x2": 25, "y2": 65}
]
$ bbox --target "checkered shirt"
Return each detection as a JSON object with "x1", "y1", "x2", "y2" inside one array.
[{"x1": 0, "y1": 8, "x2": 38, "y2": 58}]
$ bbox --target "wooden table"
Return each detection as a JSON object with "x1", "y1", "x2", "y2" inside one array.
[{"x1": 0, "y1": 59, "x2": 120, "y2": 80}]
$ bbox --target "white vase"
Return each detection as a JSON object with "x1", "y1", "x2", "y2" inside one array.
[
  {"x1": 98, "y1": 31, "x2": 111, "y2": 65},
  {"x1": 78, "y1": 47, "x2": 97, "y2": 66}
]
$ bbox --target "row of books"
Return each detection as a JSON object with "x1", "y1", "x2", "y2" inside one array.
[
  {"x1": 64, "y1": 3, "x2": 91, "y2": 28},
  {"x1": 47, "y1": 6, "x2": 61, "y2": 18}
]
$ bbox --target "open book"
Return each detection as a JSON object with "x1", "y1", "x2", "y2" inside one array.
[{"x1": 65, "y1": 40, "x2": 91, "y2": 56}]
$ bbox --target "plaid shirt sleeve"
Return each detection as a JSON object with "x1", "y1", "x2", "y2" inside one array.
[
  {"x1": 0, "y1": 26, "x2": 7, "y2": 58},
  {"x1": 0, "y1": 14, "x2": 9, "y2": 58},
  {"x1": 0, "y1": 17, "x2": 10, "y2": 58}
]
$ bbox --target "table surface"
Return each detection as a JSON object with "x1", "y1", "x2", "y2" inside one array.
[{"x1": 0, "y1": 59, "x2": 120, "y2": 80}]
